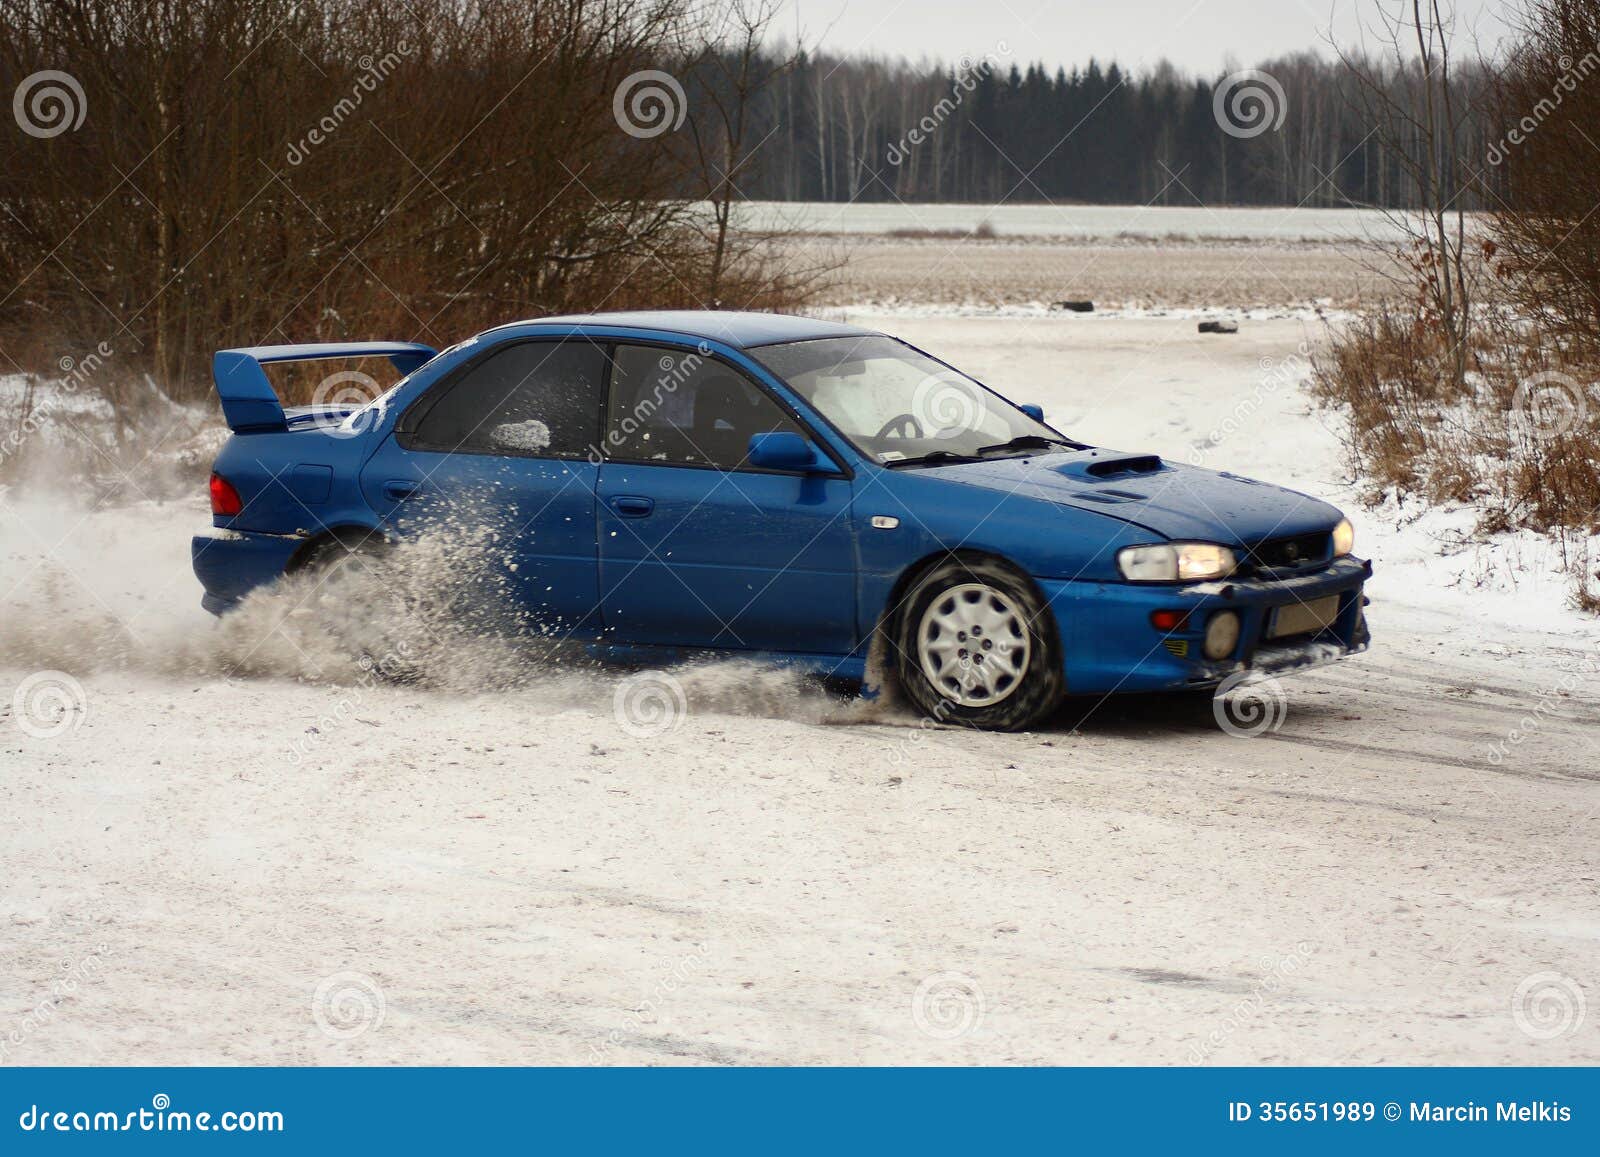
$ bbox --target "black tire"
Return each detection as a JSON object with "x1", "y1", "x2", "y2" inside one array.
[{"x1": 891, "y1": 555, "x2": 1064, "y2": 731}]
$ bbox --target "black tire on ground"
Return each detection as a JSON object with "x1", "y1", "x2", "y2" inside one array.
[{"x1": 891, "y1": 555, "x2": 1064, "y2": 731}]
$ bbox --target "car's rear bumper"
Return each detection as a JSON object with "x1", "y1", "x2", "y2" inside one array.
[
  {"x1": 1039, "y1": 556, "x2": 1371, "y2": 694},
  {"x1": 191, "y1": 529, "x2": 303, "y2": 615}
]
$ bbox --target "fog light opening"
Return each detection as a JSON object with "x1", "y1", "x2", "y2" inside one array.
[{"x1": 1204, "y1": 611, "x2": 1241, "y2": 660}]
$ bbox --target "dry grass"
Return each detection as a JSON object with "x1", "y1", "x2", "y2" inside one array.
[
  {"x1": 884, "y1": 221, "x2": 998, "y2": 240},
  {"x1": 1311, "y1": 307, "x2": 1600, "y2": 609}
]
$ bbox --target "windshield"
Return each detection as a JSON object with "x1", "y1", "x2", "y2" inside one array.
[{"x1": 751, "y1": 336, "x2": 1075, "y2": 466}]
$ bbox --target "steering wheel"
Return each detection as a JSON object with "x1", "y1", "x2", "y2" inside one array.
[{"x1": 874, "y1": 412, "x2": 923, "y2": 440}]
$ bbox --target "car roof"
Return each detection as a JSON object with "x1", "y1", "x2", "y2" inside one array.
[{"x1": 497, "y1": 310, "x2": 876, "y2": 349}]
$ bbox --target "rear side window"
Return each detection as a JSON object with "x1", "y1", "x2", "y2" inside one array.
[
  {"x1": 409, "y1": 341, "x2": 605, "y2": 457},
  {"x1": 604, "y1": 344, "x2": 804, "y2": 469}
]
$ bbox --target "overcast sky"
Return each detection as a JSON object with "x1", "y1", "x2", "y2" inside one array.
[{"x1": 777, "y1": 0, "x2": 1515, "y2": 74}]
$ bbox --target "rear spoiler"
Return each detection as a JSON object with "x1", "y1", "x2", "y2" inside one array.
[{"x1": 212, "y1": 341, "x2": 438, "y2": 432}]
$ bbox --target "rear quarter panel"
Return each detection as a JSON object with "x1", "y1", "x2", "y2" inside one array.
[{"x1": 209, "y1": 427, "x2": 386, "y2": 541}]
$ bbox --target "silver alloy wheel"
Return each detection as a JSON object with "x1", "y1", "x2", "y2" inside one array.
[{"x1": 915, "y1": 581, "x2": 1032, "y2": 708}]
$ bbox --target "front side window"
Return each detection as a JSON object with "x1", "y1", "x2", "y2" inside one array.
[
  {"x1": 604, "y1": 344, "x2": 805, "y2": 470},
  {"x1": 752, "y1": 335, "x2": 1070, "y2": 466},
  {"x1": 409, "y1": 340, "x2": 605, "y2": 456}
]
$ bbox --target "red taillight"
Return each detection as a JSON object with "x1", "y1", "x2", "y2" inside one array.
[
  {"x1": 1149, "y1": 609, "x2": 1189, "y2": 632},
  {"x1": 209, "y1": 472, "x2": 243, "y2": 516}
]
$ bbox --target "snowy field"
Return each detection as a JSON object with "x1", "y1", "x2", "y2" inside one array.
[
  {"x1": 4, "y1": 311, "x2": 1599, "y2": 1066},
  {"x1": 733, "y1": 201, "x2": 1413, "y2": 243},
  {"x1": 747, "y1": 203, "x2": 1417, "y2": 310},
  {"x1": 802, "y1": 236, "x2": 1393, "y2": 311}
]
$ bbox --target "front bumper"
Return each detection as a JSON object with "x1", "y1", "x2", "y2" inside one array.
[
  {"x1": 1039, "y1": 555, "x2": 1371, "y2": 694},
  {"x1": 191, "y1": 529, "x2": 304, "y2": 615}
]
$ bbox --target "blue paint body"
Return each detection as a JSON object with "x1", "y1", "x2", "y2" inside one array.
[{"x1": 192, "y1": 311, "x2": 1371, "y2": 693}]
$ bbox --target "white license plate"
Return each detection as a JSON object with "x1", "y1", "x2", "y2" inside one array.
[{"x1": 1269, "y1": 595, "x2": 1340, "y2": 639}]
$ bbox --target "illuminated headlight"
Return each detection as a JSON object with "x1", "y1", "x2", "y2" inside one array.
[
  {"x1": 1116, "y1": 542, "x2": 1237, "y2": 582},
  {"x1": 1332, "y1": 518, "x2": 1355, "y2": 557}
]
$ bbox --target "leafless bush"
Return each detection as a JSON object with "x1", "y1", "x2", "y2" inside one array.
[
  {"x1": 1312, "y1": 307, "x2": 1600, "y2": 607},
  {"x1": 1314, "y1": 0, "x2": 1600, "y2": 610},
  {"x1": 1310, "y1": 308, "x2": 1460, "y2": 498}
]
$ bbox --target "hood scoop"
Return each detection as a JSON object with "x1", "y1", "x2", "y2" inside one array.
[
  {"x1": 1054, "y1": 452, "x2": 1167, "y2": 482},
  {"x1": 944, "y1": 450, "x2": 1342, "y2": 544}
]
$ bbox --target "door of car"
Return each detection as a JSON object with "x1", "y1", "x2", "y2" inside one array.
[
  {"x1": 596, "y1": 343, "x2": 857, "y2": 654},
  {"x1": 360, "y1": 338, "x2": 607, "y2": 639}
]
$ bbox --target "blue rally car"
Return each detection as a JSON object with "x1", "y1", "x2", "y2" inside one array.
[{"x1": 194, "y1": 310, "x2": 1370, "y2": 730}]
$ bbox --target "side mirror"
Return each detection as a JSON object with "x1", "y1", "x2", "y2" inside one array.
[
  {"x1": 1018, "y1": 403, "x2": 1045, "y2": 422},
  {"x1": 748, "y1": 431, "x2": 828, "y2": 472}
]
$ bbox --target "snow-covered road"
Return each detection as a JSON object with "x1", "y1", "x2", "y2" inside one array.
[{"x1": 4, "y1": 316, "x2": 1598, "y2": 1064}]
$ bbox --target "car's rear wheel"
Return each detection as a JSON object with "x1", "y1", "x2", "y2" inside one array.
[
  {"x1": 296, "y1": 534, "x2": 418, "y2": 681},
  {"x1": 892, "y1": 556, "x2": 1063, "y2": 731}
]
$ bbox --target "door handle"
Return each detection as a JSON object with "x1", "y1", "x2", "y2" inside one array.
[
  {"x1": 383, "y1": 480, "x2": 425, "y2": 500},
  {"x1": 609, "y1": 495, "x2": 654, "y2": 518}
]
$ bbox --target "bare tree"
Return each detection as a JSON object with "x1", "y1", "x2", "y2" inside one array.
[
  {"x1": 1335, "y1": 1, "x2": 1480, "y2": 387},
  {"x1": 676, "y1": 0, "x2": 798, "y2": 301},
  {"x1": 1488, "y1": 0, "x2": 1600, "y2": 357},
  {"x1": 0, "y1": 0, "x2": 823, "y2": 408}
]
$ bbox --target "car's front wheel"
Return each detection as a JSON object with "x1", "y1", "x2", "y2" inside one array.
[{"x1": 892, "y1": 556, "x2": 1064, "y2": 731}]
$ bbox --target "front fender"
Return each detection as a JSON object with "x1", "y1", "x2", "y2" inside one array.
[{"x1": 852, "y1": 468, "x2": 1156, "y2": 638}]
